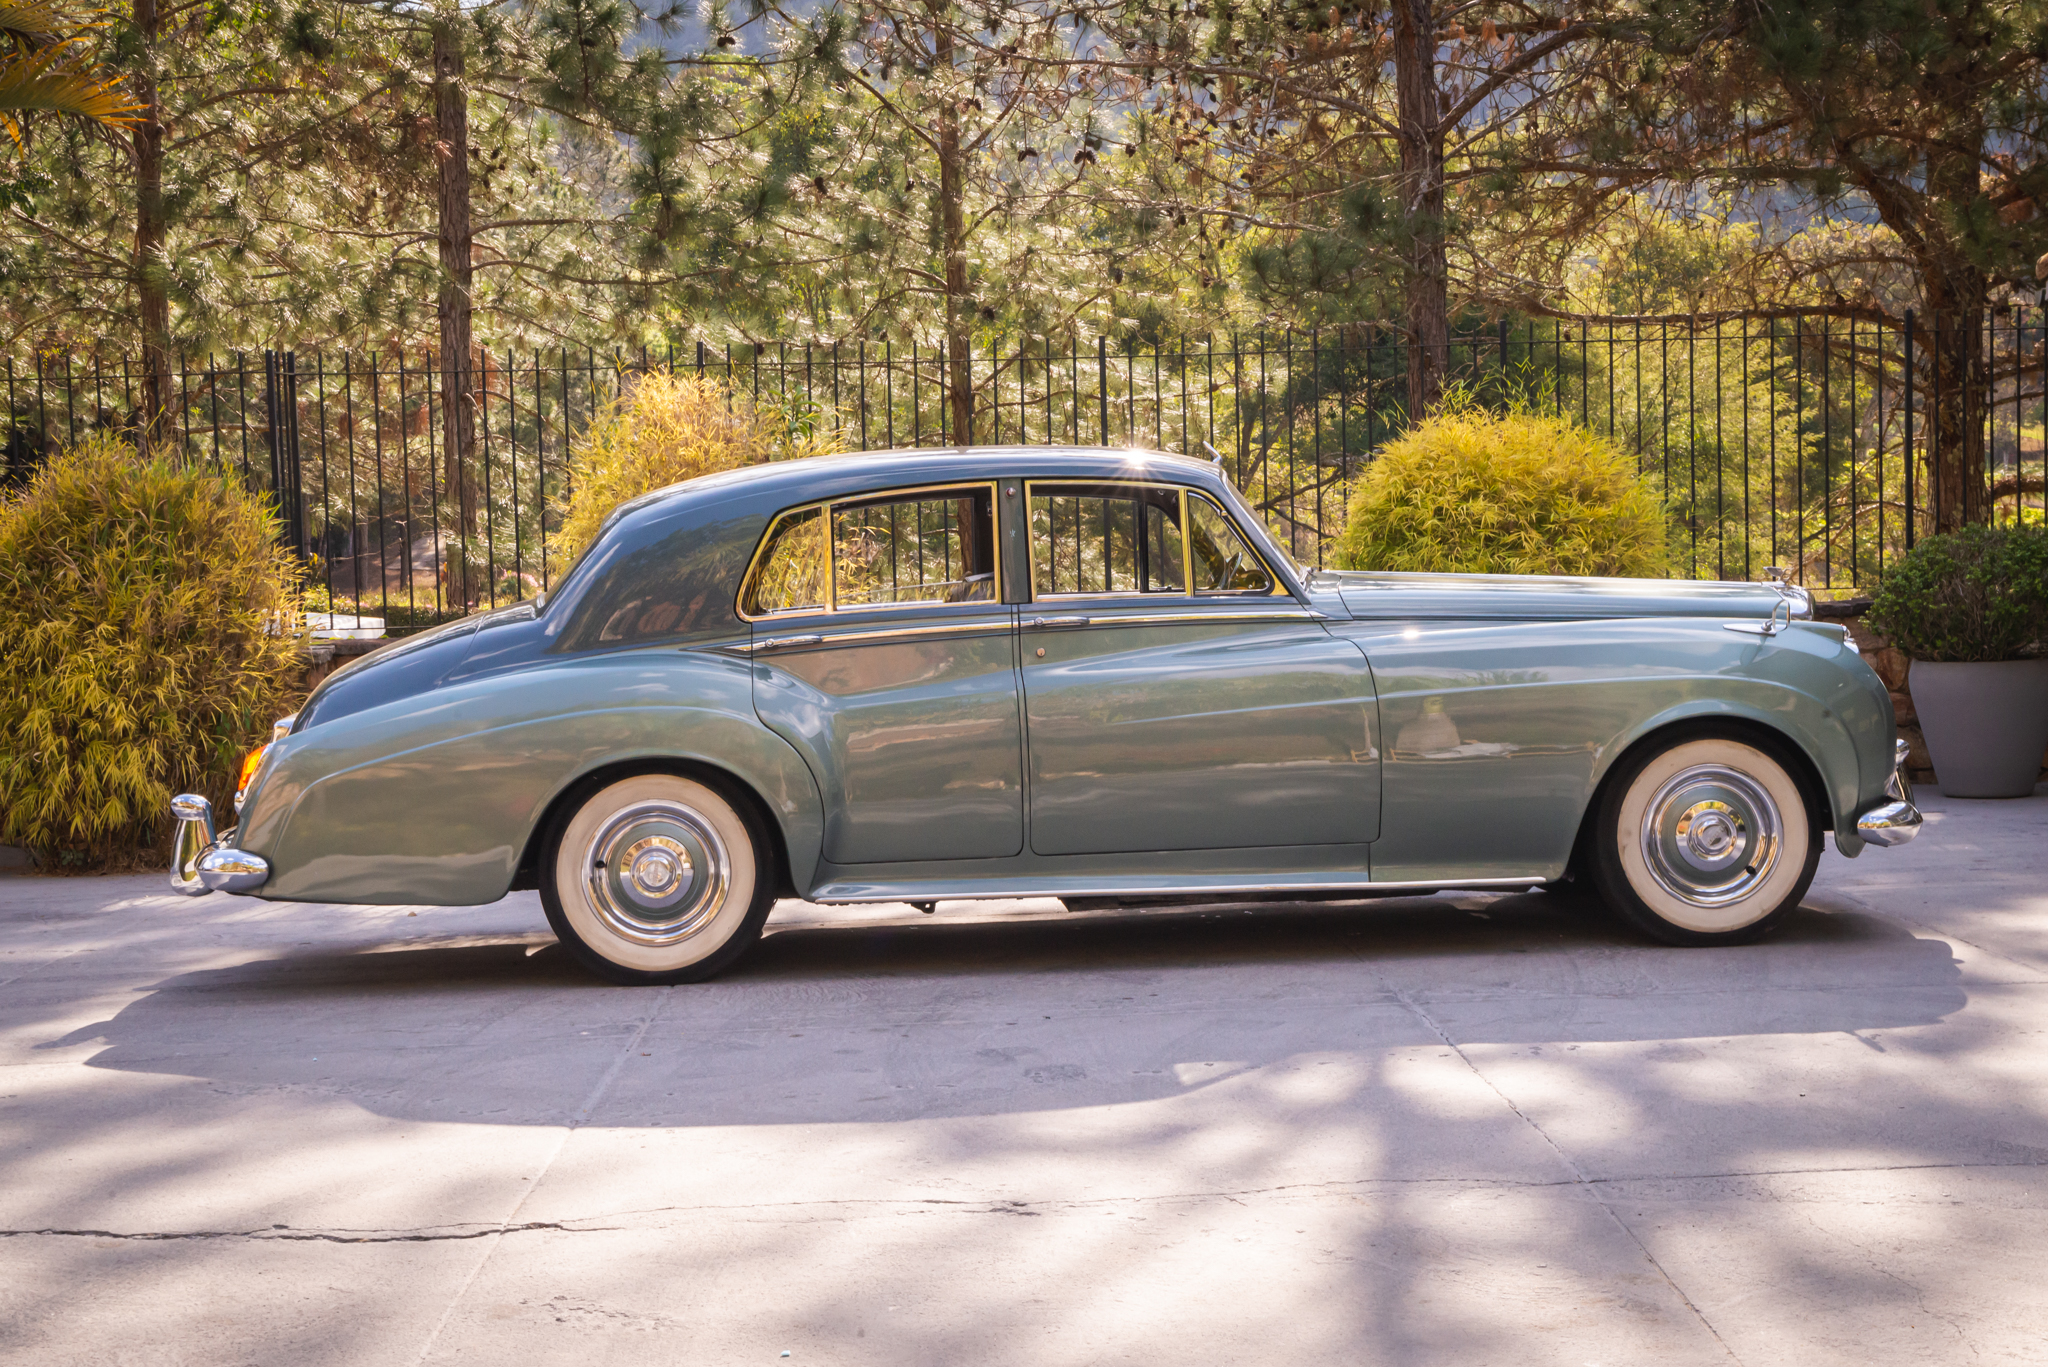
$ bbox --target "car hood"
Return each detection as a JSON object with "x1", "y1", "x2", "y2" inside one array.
[{"x1": 1323, "y1": 570, "x2": 1803, "y2": 623}]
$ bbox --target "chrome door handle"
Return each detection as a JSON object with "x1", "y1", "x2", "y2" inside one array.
[
  {"x1": 1028, "y1": 615, "x2": 1090, "y2": 629},
  {"x1": 753, "y1": 633, "x2": 824, "y2": 652}
]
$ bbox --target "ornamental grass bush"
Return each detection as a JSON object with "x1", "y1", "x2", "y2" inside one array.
[
  {"x1": 553, "y1": 373, "x2": 835, "y2": 571},
  {"x1": 1867, "y1": 523, "x2": 2048, "y2": 662},
  {"x1": 0, "y1": 435, "x2": 304, "y2": 868},
  {"x1": 1333, "y1": 400, "x2": 1666, "y2": 577}
]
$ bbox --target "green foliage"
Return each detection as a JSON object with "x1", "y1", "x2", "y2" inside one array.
[
  {"x1": 1867, "y1": 524, "x2": 2048, "y2": 663},
  {"x1": 0, "y1": 0, "x2": 668, "y2": 357},
  {"x1": 1333, "y1": 399, "x2": 1667, "y2": 578},
  {"x1": 553, "y1": 372, "x2": 832, "y2": 567},
  {"x1": 0, "y1": 435, "x2": 304, "y2": 866}
]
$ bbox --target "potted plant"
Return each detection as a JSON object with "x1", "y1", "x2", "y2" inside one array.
[{"x1": 1868, "y1": 524, "x2": 2048, "y2": 797}]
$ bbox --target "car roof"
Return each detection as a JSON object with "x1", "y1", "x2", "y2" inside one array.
[
  {"x1": 617, "y1": 444, "x2": 1227, "y2": 517},
  {"x1": 547, "y1": 444, "x2": 1288, "y2": 655}
]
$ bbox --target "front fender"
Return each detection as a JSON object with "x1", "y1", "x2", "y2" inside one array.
[
  {"x1": 240, "y1": 650, "x2": 824, "y2": 905},
  {"x1": 1347, "y1": 616, "x2": 1894, "y2": 883},
  {"x1": 1591, "y1": 621, "x2": 1894, "y2": 854}
]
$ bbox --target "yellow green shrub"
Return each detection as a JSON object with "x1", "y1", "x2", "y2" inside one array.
[
  {"x1": 0, "y1": 435, "x2": 304, "y2": 867},
  {"x1": 553, "y1": 372, "x2": 835, "y2": 570},
  {"x1": 1333, "y1": 402, "x2": 1666, "y2": 577}
]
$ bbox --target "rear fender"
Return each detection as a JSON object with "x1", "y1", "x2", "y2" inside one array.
[{"x1": 242, "y1": 651, "x2": 824, "y2": 905}]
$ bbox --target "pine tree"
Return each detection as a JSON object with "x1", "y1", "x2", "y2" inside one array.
[{"x1": 727, "y1": 0, "x2": 1162, "y2": 439}]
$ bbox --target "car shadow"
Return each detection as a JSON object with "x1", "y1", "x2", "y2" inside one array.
[{"x1": 39, "y1": 892, "x2": 1967, "y2": 1129}]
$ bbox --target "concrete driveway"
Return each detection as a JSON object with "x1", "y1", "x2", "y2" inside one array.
[{"x1": 2, "y1": 789, "x2": 2045, "y2": 1366}]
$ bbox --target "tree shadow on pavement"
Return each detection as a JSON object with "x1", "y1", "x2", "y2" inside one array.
[{"x1": 34, "y1": 891, "x2": 1968, "y2": 1129}]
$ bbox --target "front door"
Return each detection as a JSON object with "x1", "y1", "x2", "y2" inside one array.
[
  {"x1": 1018, "y1": 480, "x2": 1379, "y2": 855},
  {"x1": 747, "y1": 482, "x2": 1024, "y2": 865}
]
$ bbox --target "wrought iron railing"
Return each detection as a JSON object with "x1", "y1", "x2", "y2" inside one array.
[{"x1": 7, "y1": 310, "x2": 2044, "y2": 633}]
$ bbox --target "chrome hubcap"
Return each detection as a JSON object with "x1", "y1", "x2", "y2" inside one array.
[
  {"x1": 584, "y1": 801, "x2": 730, "y2": 945},
  {"x1": 1640, "y1": 764, "x2": 1782, "y2": 908}
]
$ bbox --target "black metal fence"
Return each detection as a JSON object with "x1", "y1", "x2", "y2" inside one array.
[{"x1": 7, "y1": 309, "x2": 2046, "y2": 634}]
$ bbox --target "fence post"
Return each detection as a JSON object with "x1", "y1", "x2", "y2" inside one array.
[
  {"x1": 1097, "y1": 337, "x2": 1109, "y2": 445},
  {"x1": 1903, "y1": 309, "x2": 1916, "y2": 550},
  {"x1": 262, "y1": 349, "x2": 306, "y2": 559}
]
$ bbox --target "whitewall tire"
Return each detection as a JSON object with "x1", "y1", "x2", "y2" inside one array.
[
  {"x1": 540, "y1": 772, "x2": 774, "y2": 984},
  {"x1": 1589, "y1": 731, "x2": 1821, "y2": 946}
]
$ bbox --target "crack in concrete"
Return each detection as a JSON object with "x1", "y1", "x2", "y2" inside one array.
[
  {"x1": 408, "y1": 984, "x2": 673, "y2": 1367},
  {"x1": 7, "y1": 1153, "x2": 2037, "y2": 1246},
  {"x1": 0, "y1": 1221, "x2": 616, "y2": 1245},
  {"x1": 1390, "y1": 986, "x2": 1748, "y2": 1367},
  {"x1": 573, "y1": 1155, "x2": 2048, "y2": 1221}
]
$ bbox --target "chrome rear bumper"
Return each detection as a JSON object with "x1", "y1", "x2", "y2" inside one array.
[
  {"x1": 169, "y1": 794, "x2": 270, "y2": 896},
  {"x1": 1855, "y1": 739, "x2": 1923, "y2": 848}
]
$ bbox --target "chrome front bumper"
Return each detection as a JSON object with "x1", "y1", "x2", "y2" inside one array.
[
  {"x1": 168, "y1": 794, "x2": 271, "y2": 896},
  {"x1": 1855, "y1": 739, "x2": 1923, "y2": 848}
]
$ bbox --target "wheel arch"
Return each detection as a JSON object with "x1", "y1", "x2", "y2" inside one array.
[
  {"x1": 513, "y1": 756, "x2": 800, "y2": 899},
  {"x1": 1571, "y1": 709, "x2": 1835, "y2": 880}
]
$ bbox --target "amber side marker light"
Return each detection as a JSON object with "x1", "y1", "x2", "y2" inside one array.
[{"x1": 234, "y1": 743, "x2": 269, "y2": 811}]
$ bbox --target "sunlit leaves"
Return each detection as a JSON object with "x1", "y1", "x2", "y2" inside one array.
[{"x1": 0, "y1": 434, "x2": 304, "y2": 864}]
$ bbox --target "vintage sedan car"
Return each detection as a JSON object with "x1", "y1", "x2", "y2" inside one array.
[{"x1": 170, "y1": 445, "x2": 1922, "y2": 983}]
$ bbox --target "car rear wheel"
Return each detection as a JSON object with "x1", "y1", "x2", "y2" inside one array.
[
  {"x1": 1588, "y1": 731, "x2": 1820, "y2": 946},
  {"x1": 540, "y1": 772, "x2": 773, "y2": 984}
]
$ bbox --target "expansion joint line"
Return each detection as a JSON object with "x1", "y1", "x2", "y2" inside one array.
[
  {"x1": 408, "y1": 985, "x2": 674, "y2": 1366},
  {"x1": 1390, "y1": 988, "x2": 1747, "y2": 1367}
]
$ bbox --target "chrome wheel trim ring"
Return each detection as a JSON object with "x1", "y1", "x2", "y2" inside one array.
[
  {"x1": 1638, "y1": 763, "x2": 1782, "y2": 910},
  {"x1": 583, "y1": 800, "x2": 730, "y2": 946}
]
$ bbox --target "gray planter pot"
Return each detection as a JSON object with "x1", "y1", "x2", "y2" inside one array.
[{"x1": 1909, "y1": 657, "x2": 2048, "y2": 798}]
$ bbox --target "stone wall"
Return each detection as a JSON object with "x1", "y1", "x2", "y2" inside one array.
[{"x1": 300, "y1": 638, "x2": 387, "y2": 696}]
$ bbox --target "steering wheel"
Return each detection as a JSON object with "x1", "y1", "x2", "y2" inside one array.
[{"x1": 1214, "y1": 550, "x2": 1244, "y2": 590}]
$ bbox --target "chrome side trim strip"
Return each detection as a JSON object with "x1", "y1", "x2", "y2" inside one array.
[
  {"x1": 808, "y1": 874, "x2": 1548, "y2": 905},
  {"x1": 1056, "y1": 610, "x2": 1322, "y2": 627},
  {"x1": 729, "y1": 619, "x2": 1016, "y2": 653}
]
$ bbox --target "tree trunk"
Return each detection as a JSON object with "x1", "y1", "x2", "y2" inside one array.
[
  {"x1": 1918, "y1": 141, "x2": 1990, "y2": 533},
  {"x1": 1391, "y1": 0, "x2": 1448, "y2": 421},
  {"x1": 935, "y1": 25, "x2": 973, "y2": 445},
  {"x1": 1921, "y1": 293, "x2": 1988, "y2": 533},
  {"x1": 433, "y1": 15, "x2": 478, "y2": 604},
  {"x1": 132, "y1": 0, "x2": 170, "y2": 457}
]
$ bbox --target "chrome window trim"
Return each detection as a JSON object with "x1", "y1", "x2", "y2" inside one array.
[
  {"x1": 736, "y1": 480, "x2": 1003, "y2": 622},
  {"x1": 1022, "y1": 478, "x2": 1286, "y2": 603}
]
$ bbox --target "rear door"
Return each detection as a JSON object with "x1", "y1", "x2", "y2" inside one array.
[
  {"x1": 1017, "y1": 479, "x2": 1379, "y2": 855},
  {"x1": 746, "y1": 482, "x2": 1024, "y2": 865}
]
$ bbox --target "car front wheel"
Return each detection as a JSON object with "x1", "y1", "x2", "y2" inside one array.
[
  {"x1": 540, "y1": 772, "x2": 773, "y2": 984},
  {"x1": 1588, "y1": 731, "x2": 1821, "y2": 946}
]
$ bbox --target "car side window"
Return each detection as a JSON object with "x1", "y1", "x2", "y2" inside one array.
[
  {"x1": 1030, "y1": 482, "x2": 1186, "y2": 597},
  {"x1": 742, "y1": 484, "x2": 998, "y2": 617},
  {"x1": 832, "y1": 488, "x2": 996, "y2": 607},
  {"x1": 1188, "y1": 493, "x2": 1274, "y2": 593},
  {"x1": 743, "y1": 506, "x2": 827, "y2": 616}
]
